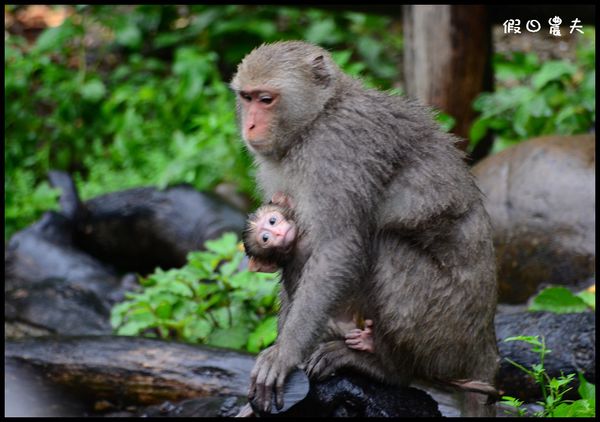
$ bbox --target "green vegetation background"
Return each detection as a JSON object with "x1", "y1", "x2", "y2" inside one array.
[{"x1": 6, "y1": 5, "x2": 594, "y2": 241}]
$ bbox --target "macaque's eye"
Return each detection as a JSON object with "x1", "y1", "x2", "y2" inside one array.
[
  {"x1": 269, "y1": 216, "x2": 277, "y2": 225},
  {"x1": 259, "y1": 95, "x2": 273, "y2": 105},
  {"x1": 261, "y1": 232, "x2": 270, "y2": 243},
  {"x1": 239, "y1": 92, "x2": 252, "y2": 102}
]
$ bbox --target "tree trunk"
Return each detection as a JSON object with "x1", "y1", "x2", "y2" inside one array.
[{"x1": 403, "y1": 5, "x2": 492, "y2": 150}]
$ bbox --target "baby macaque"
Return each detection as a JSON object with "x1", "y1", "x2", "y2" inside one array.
[
  {"x1": 242, "y1": 192, "x2": 298, "y2": 273},
  {"x1": 242, "y1": 192, "x2": 374, "y2": 354}
]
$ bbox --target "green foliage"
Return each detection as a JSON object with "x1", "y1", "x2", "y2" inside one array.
[
  {"x1": 5, "y1": 5, "x2": 403, "y2": 241},
  {"x1": 110, "y1": 232, "x2": 280, "y2": 353},
  {"x1": 469, "y1": 29, "x2": 595, "y2": 154},
  {"x1": 529, "y1": 286, "x2": 595, "y2": 313},
  {"x1": 500, "y1": 335, "x2": 595, "y2": 417}
]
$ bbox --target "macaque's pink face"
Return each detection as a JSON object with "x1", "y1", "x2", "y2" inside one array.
[
  {"x1": 254, "y1": 210, "x2": 296, "y2": 251},
  {"x1": 237, "y1": 88, "x2": 279, "y2": 151}
]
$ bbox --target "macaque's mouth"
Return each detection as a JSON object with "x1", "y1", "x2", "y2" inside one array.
[{"x1": 248, "y1": 139, "x2": 270, "y2": 150}]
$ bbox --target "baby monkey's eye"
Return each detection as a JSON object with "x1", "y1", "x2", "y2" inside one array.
[
  {"x1": 269, "y1": 216, "x2": 277, "y2": 225},
  {"x1": 262, "y1": 233, "x2": 270, "y2": 243}
]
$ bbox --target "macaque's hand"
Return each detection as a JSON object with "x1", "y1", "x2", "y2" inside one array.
[
  {"x1": 345, "y1": 319, "x2": 374, "y2": 353},
  {"x1": 270, "y1": 191, "x2": 294, "y2": 209},
  {"x1": 249, "y1": 344, "x2": 298, "y2": 412},
  {"x1": 248, "y1": 257, "x2": 279, "y2": 273}
]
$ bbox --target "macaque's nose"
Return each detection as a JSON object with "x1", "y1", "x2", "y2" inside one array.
[{"x1": 271, "y1": 227, "x2": 286, "y2": 238}]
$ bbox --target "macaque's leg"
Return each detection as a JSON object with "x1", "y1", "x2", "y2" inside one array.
[
  {"x1": 447, "y1": 378, "x2": 499, "y2": 399},
  {"x1": 345, "y1": 319, "x2": 374, "y2": 353},
  {"x1": 304, "y1": 340, "x2": 388, "y2": 383},
  {"x1": 460, "y1": 391, "x2": 497, "y2": 417}
]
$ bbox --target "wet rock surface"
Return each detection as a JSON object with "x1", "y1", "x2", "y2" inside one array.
[
  {"x1": 283, "y1": 371, "x2": 441, "y2": 417},
  {"x1": 48, "y1": 170, "x2": 247, "y2": 275},
  {"x1": 472, "y1": 135, "x2": 595, "y2": 303},
  {"x1": 495, "y1": 310, "x2": 595, "y2": 400},
  {"x1": 5, "y1": 211, "x2": 129, "y2": 336}
]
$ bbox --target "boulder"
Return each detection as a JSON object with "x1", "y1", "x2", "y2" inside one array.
[{"x1": 472, "y1": 135, "x2": 595, "y2": 303}]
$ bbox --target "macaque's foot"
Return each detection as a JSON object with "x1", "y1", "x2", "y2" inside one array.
[
  {"x1": 345, "y1": 319, "x2": 374, "y2": 353},
  {"x1": 305, "y1": 340, "x2": 352, "y2": 381}
]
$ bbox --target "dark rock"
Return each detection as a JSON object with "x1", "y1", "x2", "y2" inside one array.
[
  {"x1": 6, "y1": 211, "x2": 121, "y2": 292},
  {"x1": 6, "y1": 278, "x2": 113, "y2": 335},
  {"x1": 254, "y1": 369, "x2": 441, "y2": 418},
  {"x1": 5, "y1": 210, "x2": 136, "y2": 337},
  {"x1": 138, "y1": 396, "x2": 246, "y2": 417},
  {"x1": 48, "y1": 171, "x2": 247, "y2": 274},
  {"x1": 495, "y1": 311, "x2": 595, "y2": 400},
  {"x1": 472, "y1": 135, "x2": 595, "y2": 303}
]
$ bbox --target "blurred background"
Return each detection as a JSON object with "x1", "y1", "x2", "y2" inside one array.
[{"x1": 5, "y1": 4, "x2": 595, "y2": 241}]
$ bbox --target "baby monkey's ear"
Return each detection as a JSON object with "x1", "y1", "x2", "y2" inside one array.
[{"x1": 270, "y1": 191, "x2": 294, "y2": 209}]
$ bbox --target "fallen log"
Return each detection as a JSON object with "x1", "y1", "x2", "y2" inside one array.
[
  {"x1": 5, "y1": 335, "x2": 441, "y2": 417},
  {"x1": 5, "y1": 335, "x2": 254, "y2": 405}
]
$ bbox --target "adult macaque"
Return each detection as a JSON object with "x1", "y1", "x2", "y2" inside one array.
[{"x1": 230, "y1": 41, "x2": 499, "y2": 416}]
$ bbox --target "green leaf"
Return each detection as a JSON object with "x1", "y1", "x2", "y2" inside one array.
[
  {"x1": 469, "y1": 117, "x2": 490, "y2": 145},
  {"x1": 531, "y1": 60, "x2": 577, "y2": 89},
  {"x1": 576, "y1": 290, "x2": 595, "y2": 310},
  {"x1": 155, "y1": 301, "x2": 173, "y2": 319},
  {"x1": 434, "y1": 112, "x2": 456, "y2": 133},
  {"x1": 305, "y1": 19, "x2": 341, "y2": 45},
  {"x1": 168, "y1": 280, "x2": 194, "y2": 298},
  {"x1": 219, "y1": 252, "x2": 244, "y2": 278},
  {"x1": 552, "y1": 400, "x2": 595, "y2": 417},
  {"x1": 247, "y1": 316, "x2": 278, "y2": 353},
  {"x1": 81, "y1": 79, "x2": 107, "y2": 102},
  {"x1": 208, "y1": 326, "x2": 249, "y2": 349},
  {"x1": 33, "y1": 22, "x2": 78, "y2": 53},
  {"x1": 183, "y1": 318, "x2": 213, "y2": 342},
  {"x1": 117, "y1": 321, "x2": 147, "y2": 336},
  {"x1": 578, "y1": 373, "x2": 595, "y2": 402},
  {"x1": 204, "y1": 232, "x2": 238, "y2": 256},
  {"x1": 528, "y1": 286, "x2": 589, "y2": 314},
  {"x1": 503, "y1": 335, "x2": 542, "y2": 346},
  {"x1": 116, "y1": 24, "x2": 142, "y2": 49}
]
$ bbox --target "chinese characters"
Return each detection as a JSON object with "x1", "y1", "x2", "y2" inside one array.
[{"x1": 503, "y1": 17, "x2": 585, "y2": 36}]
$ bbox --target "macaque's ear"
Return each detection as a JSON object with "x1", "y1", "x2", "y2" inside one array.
[
  {"x1": 271, "y1": 191, "x2": 294, "y2": 209},
  {"x1": 248, "y1": 257, "x2": 279, "y2": 273},
  {"x1": 310, "y1": 55, "x2": 332, "y2": 88}
]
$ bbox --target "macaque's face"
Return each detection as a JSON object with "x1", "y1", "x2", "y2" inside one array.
[
  {"x1": 237, "y1": 88, "x2": 279, "y2": 152},
  {"x1": 254, "y1": 209, "x2": 296, "y2": 252}
]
